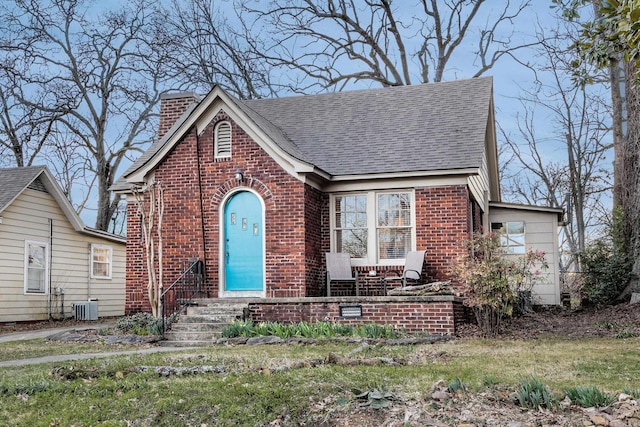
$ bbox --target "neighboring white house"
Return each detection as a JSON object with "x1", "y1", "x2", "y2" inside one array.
[
  {"x1": 0, "y1": 166, "x2": 126, "y2": 323},
  {"x1": 489, "y1": 202, "x2": 564, "y2": 306}
]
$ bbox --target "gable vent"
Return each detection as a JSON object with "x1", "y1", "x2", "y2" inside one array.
[
  {"x1": 215, "y1": 121, "x2": 232, "y2": 159},
  {"x1": 28, "y1": 177, "x2": 48, "y2": 193}
]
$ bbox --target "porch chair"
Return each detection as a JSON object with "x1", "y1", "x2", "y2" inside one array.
[
  {"x1": 383, "y1": 250, "x2": 427, "y2": 295},
  {"x1": 325, "y1": 252, "x2": 359, "y2": 297}
]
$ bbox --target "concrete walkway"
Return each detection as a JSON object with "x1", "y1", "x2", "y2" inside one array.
[{"x1": 0, "y1": 323, "x2": 197, "y2": 367}]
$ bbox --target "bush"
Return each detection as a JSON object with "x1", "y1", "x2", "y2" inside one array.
[
  {"x1": 581, "y1": 239, "x2": 633, "y2": 306},
  {"x1": 450, "y1": 233, "x2": 548, "y2": 337},
  {"x1": 116, "y1": 312, "x2": 163, "y2": 335}
]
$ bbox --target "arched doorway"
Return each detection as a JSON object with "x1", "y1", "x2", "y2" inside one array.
[{"x1": 220, "y1": 190, "x2": 265, "y2": 297}]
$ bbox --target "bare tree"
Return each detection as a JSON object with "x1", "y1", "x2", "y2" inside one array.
[
  {"x1": 0, "y1": 0, "x2": 169, "y2": 231},
  {"x1": 243, "y1": 0, "x2": 535, "y2": 91},
  {"x1": 161, "y1": 0, "x2": 280, "y2": 99},
  {"x1": 500, "y1": 27, "x2": 612, "y2": 273},
  {"x1": 0, "y1": 64, "x2": 59, "y2": 167}
]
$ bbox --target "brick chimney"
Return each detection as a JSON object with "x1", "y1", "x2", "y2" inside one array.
[{"x1": 158, "y1": 92, "x2": 200, "y2": 141}]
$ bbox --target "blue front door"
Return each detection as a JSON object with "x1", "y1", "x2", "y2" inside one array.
[{"x1": 224, "y1": 191, "x2": 264, "y2": 291}]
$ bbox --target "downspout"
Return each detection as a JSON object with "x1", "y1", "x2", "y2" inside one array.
[
  {"x1": 87, "y1": 244, "x2": 92, "y2": 300},
  {"x1": 195, "y1": 127, "x2": 208, "y2": 295},
  {"x1": 483, "y1": 190, "x2": 490, "y2": 234},
  {"x1": 48, "y1": 218, "x2": 53, "y2": 319}
]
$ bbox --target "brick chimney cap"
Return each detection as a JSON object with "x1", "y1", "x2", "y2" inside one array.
[{"x1": 160, "y1": 92, "x2": 200, "y2": 101}]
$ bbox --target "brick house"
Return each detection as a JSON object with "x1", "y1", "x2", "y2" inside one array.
[{"x1": 112, "y1": 77, "x2": 563, "y2": 333}]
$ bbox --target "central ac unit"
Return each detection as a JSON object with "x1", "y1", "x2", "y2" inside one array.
[{"x1": 73, "y1": 301, "x2": 98, "y2": 321}]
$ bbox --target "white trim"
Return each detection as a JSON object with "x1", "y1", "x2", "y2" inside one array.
[
  {"x1": 330, "y1": 189, "x2": 416, "y2": 266},
  {"x1": 24, "y1": 240, "x2": 49, "y2": 295},
  {"x1": 90, "y1": 244, "x2": 113, "y2": 279},
  {"x1": 218, "y1": 188, "x2": 267, "y2": 298}
]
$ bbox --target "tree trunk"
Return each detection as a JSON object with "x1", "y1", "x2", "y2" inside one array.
[{"x1": 619, "y1": 62, "x2": 640, "y2": 298}]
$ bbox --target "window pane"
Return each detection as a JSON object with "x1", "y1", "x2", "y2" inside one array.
[
  {"x1": 27, "y1": 243, "x2": 46, "y2": 292},
  {"x1": 93, "y1": 262, "x2": 109, "y2": 277},
  {"x1": 91, "y1": 245, "x2": 111, "y2": 278},
  {"x1": 378, "y1": 228, "x2": 411, "y2": 259},
  {"x1": 336, "y1": 229, "x2": 367, "y2": 258},
  {"x1": 507, "y1": 222, "x2": 524, "y2": 234},
  {"x1": 28, "y1": 245, "x2": 45, "y2": 268},
  {"x1": 335, "y1": 195, "x2": 367, "y2": 258}
]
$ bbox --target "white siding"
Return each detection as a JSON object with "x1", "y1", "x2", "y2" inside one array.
[
  {"x1": 468, "y1": 149, "x2": 490, "y2": 207},
  {"x1": 0, "y1": 188, "x2": 125, "y2": 322},
  {"x1": 489, "y1": 207, "x2": 561, "y2": 305}
]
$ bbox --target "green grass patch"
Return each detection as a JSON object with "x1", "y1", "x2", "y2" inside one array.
[
  {"x1": 0, "y1": 336, "x2": 638, "y2": 425},
  {"x1": 564, "y1": 385, "x2": 616, "y2": 407}
]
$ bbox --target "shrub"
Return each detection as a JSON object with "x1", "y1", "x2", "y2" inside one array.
[
  {"x1": 581, "y1": 239, "x2": 633, "y2": 306},
  {"x1": 564, "y1": 386, "x2": 615, "y2": 408},
  {"x1": 116, "y1": 312, "x2": 163, "y2": 335},
  {"x1": 451, "y1": 233, "x2": 548, "y2": 337}
]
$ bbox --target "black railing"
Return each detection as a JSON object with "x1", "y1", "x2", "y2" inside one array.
[{"x1": 160, "y1": 259, "x2": 205, "y2": 334}]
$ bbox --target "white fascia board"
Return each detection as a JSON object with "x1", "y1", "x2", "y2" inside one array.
[
  {"x1": 196, "y1": 95, "x2": 317, "y2": 178},
  {"x1": 39, "y1": 167, "x2": 85, "y2": 232},
  {"x1": 323, "y1": 174, "x2": 471, "y2": 193},
  {"x1": 128, "y1": 87, "x2": 317, "y2": 187},
  {"x1": 81, "y1": 227, "x2": 127, "y2": 244}
]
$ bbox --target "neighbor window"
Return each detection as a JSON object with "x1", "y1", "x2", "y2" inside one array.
[
  {"x1": 24, "y1": 241, "x2": 48, "y2": 294},
  {"x1": 214, "y1": 121, "x2": 232, "y2": 159},
  {"x1": 91, "y1": 244, "x2": 113, "y2": 279},
  {"x1": 332, "y1": 191, "x2": 414, "y2": 265},
  {"x1": 492, "y1": 221, "x2": 525, "y2": 254}
]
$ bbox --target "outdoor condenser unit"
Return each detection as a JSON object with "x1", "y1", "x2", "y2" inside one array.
[{"x1": 73, "y1": 301, "x2": 98, "y2": 321}]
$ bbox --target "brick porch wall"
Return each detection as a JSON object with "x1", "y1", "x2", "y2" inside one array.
[{"x1": 248, "y1": 296, "x2": 465, "y2": 335}]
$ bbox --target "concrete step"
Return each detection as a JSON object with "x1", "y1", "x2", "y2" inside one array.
[
  {"x1": 178, "y1": 313, "x2": 242, "y2": 323},
  {"x1": 161, "y1": 340, "x2": 215, "y2": 347},
  {"x1": 160, "y1": 299, "x2": 249, "y2": 347},
  {"x1": 164, "y1": 330, "x2": 219, "y2": 342},
  {"x1": 169, "y1": 322, "x2": 229, "y2": 332},
  {"x1": 186, "y1": 306, "x2": 246, "y2": 317}
]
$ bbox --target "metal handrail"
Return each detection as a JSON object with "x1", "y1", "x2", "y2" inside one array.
[{"x1": 160, "y1": 260, "x2": 204, "y2": 334}]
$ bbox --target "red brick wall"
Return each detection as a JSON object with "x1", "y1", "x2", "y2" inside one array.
[
  {"x1": 125, "y1": 98, "x2": 476, "y2": 313},
  {"x1": 415, "y1": 185, "x2": 472, "y2": 283},
  {"x1": 248, "y1": 297, "x2": 465, "y2": 335}
]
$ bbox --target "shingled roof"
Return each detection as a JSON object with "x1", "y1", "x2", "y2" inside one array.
[
  {"x1": 243, "y1": 77, "x2": 493, "y2": 176},
  {"x1": 113, "y1": 77, "x2": 494, "y2": 190},
  {"x1": 0, "y1": 166, "x2": 47, "y2": 213}
]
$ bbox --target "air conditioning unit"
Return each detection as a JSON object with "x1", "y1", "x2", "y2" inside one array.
[{"x1": 73, "y1": 301, "x2": 98, "y2": 321}]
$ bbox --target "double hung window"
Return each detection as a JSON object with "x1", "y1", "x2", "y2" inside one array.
[
  {"x1": 24, "y1": 241, "x2": 48, "y2": 294},
  {"x1": 91, "y1": 244, "x2": 113, "y2": 279},
  {"x1": 332, "y1": 191, "x2": 414, "y2": 265}
]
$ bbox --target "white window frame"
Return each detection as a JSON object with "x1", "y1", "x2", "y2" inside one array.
[
  {"x1": 330, "y1": 190, "x2": 416, "y2": 266},
  {"x1": 492, "y1": 221, "x2": 526, "y2": 254},
  {"x1": 214, "y1": 120, "x2": 232, "y2": 159},
  {"x1": 91, "y1": 244, "x2": 113, "y2": 279},
  {"x1": 24, "y1": 240, "x2": 49, "y2": 294}
]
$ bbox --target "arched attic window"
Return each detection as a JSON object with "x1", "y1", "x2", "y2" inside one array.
[{"x1": 214, "y1": 121, "x2": 232, "y2": 159}]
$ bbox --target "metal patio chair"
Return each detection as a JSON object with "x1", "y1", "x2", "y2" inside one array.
[
  {"x1": 325, "y1": 252, "x2": 359, "y2": 297},
  {"x1": 383, "y1": 250, "x2": 427, "y2": 295}
]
